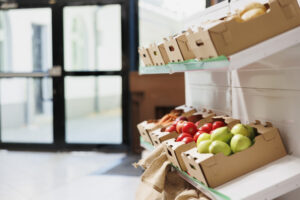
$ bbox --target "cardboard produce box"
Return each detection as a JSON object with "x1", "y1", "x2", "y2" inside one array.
[
  {"x1": 163, "y1": 36, "x2": 184, "y2": 63},
  {"x1": 138, "y1": 47, "x2": 154, "y2": 66},
  {"x1": 137, "y1": 120, "x2": 161, "y2": 145},
  {"x1": 189, "y1": 109, "x2": 216, "y2": 127},
  {"x1": 175, "y1": 33, "x2": 196, "y2": 61},
  {"x1": 157, "y1": 43, "x2": 170, "y2": 64},
  {"x1": 164, "y1": 138, "x2": 196, "y2": 171},
  {"x1": 137, "y1": 106, "x2": 193, "y2": 145},
  {"x1": 186, "y1": 27, "x2": 219, "y2": 60},
  {"x1": 206, "y1": 116, "x2": 241, "y2": 129},
  {"x1": 181, "y1": 121, "x2": 287, "y2": 188},
  {"x1": 148, "y1": 43, "x2": 167, "y2": 66},
  {"x1": 150, "y1": 127, "x2": 179, "y2": 147},
  {"x1": 187, "y1": 0, "x2": 300, "y2": 58},
  {"x1": 175, "y1": 105, "x2": 198, "y2": 117}
]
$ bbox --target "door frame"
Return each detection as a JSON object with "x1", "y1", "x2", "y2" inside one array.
[{"x1": 0, "y1": 0, "x2": 138, "y2": 151}]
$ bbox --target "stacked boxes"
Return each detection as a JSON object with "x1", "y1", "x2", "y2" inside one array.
[{"x1": 139, "y1": 0, "x2": 300, "y2": 66}]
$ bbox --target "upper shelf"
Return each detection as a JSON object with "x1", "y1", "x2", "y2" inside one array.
[
  {"x1": 139, "y1": 26, "x2": 300, "y2": 75},
  {"x1": 140, "y1": 137, "x2": 300, "y2": 200}
]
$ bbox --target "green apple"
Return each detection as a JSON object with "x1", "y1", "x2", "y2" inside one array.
[
  {"x1": 209, "y1": 141, "x2": 231, "y2": 156},
  {"x1": 197, "y1": 140, "x2": 212, "y2": 153},
  {"x1": 230, "y1": 134, "x2": 252, "y2": 153},
  {"x1": 245, "y1": 125, "x2": 257, "y2": 139},
  {"x1": 196, "y1": 133, "x2": 211, "y2": 146},
  {"x1": 211, "y1": 127, "x2": 233, "y2": 143},
  {"x1": 231, "y1": 123, "x2": 251, "y2": 138}
]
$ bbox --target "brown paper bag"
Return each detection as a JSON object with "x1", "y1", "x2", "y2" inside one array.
[{"x1": 135, "y1": 144, "x2": 210, "y2": 200}]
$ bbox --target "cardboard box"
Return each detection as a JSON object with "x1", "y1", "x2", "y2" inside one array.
[
  {"x1": 158, "y1": 43, "x2": 170, "y2": 64},
  {"x1": 187, "y1": 0, "x2": 300, "y2": 58},
  {"x1": 175, "y1": 34, "x2": 196, "y2": 60},
  {"x1": 200, "y1": 115, "x2": 240, "y2": 129},
  {"x1": 138, "y1": 47, "x2": 154, "y2": 66},
  {"x1": 137, "y1": 120, "x2": 161, "y2": 145},
  {"x1": 163, "y1": 36, "x2": 184, "y2": 63},
  {"x1": 189, "y1": 109, "x2": 216, "y2": 127},
  {"x1": 164, "y1": 138, "x2": 196, "y2": 171},
  {"x1": 150, "y1": 127, "x2": 179, "y2": 147},
  {"x1": 210, "y1": 0, "x2": 300, "y2": 56},
  {"x1": 186, "y1": 27, "x2": 219, "y2": 60},
  {"x1": 148, "y1": 43, "x2": 167, "y2": 66},
  {"x1": 181, "y1": 121, "x2": 287, "y2": 188},
  {"x1": 175, "y1": 105, "x2": 198, "y2": 117}
]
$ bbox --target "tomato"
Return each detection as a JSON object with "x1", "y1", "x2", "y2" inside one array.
[
  {"x1": 182, "y1": 122, "x2": 198, "y2": 136},
  {"x1": 165, "y1": 125, "x2": 177, "y2": 132},
  {"x1": 176, "y1": 133, "x2": 192, "y2": 142},
  {"x1": 182, "y1": 137, "x2": 194, "y2": 144},
  {"x1": 199, "y1": 123, "x2": 212, "y2": 133},
  {"x1": 212, "y1": 121, "x2": 226, "y2": 130},
  {"x1": 176, "y1": 120, "x2": 187, "y2": 133},
  {"x1": 193, "y1": 131, "x2": 206, "y2": 142}
]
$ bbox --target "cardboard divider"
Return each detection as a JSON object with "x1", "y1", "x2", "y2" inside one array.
[
  {"x1": 210, "y1": 116, "x2": 241, "y2": 129},
  {"x1": 175, "y1": 105, "x2": 198, "y2": 117},
  {"x1": 186, "y1": 27, "x2": 219, "y2": 60},
  {"x1": 158, "y1": 43, "x2": 170, "y2": 64},
  {"x1": 150, "y1": 127, "x2": 179, "y2": 147},
  {"x1": 138, "y1": 47, "x2": 154, "y2": 66},
  {"x1": 175, "y1": 34, "x2": 196, "y2": 60},
  {"x1": 163, "y1": 36, "x2": 184, "y2": 63},
  {"x1": 191, "y1": 109, "x2": 216, "y2": 127},
  {"x1": 181, "y1": 121, "x2": 287, "y2": 188},
  {"x1": 137, "y1": 120, "x2": 161, "y2": 145},
  {"x1": 148, "y1": 43, "x2": 167, "y2": 66},
  {"x1": 164, "y1": 138, "x2": 196, "y2": 171}
]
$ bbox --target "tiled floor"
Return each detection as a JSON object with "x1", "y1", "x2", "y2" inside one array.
[{"x1": 0, "y1": 150, "x2": 142, "y2": 200}]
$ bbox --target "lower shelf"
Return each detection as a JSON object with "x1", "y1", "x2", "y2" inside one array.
[{"x1": 140, "y1": 137, "x2": 300, "y2": 200}]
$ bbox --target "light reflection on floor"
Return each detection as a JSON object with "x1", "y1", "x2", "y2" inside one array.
[{"x1": 0, "y1": 150, "x2": 142, "y2": 200}]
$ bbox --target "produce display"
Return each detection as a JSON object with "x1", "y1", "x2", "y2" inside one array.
[
  {"x1": 196, "y1": 123, "x2": 257, "y2": 156},
  {"x1": 138, "y1": 106, "x2": 287, "y2": 188}
]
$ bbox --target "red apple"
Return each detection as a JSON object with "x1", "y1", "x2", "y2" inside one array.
[
  {"x1": 176, "y1": 133, "x2": 192, "y2": 142},
  {"x1": 182, "y1": 137, "x2": 194, "y2": 144},
  {"x1": 165, "y1": 125, "x2": 177, "y2": 132},
  {"x1": 199, "y1": 123, "x2": 212, "y2": 133},
  {"x1": 176, "y1": 120, "x2": 186, "y2": 133},
  {"x1": 182, "y1": 122, "x2": 198, "y2": 136},
  {"x1": 212, "y1": 121, "x2": 226, "y2": 130},
  {"x1": 193, "y1": 130, "x2": 207, "y2": 142},
  {"x1": 175, "y1": 116, "x2": 188, "y2": 122},
  {"x1": 195, "y1": 121, "x2": 201, "y2": 128}
]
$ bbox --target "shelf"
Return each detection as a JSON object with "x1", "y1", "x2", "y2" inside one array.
[
  {"x1": 140, "y1": 137, "x2": 300, "y2": 200},
  {"x1": 228, "y1": 26, "x2": 300, "y2": 70},
  {"x1": 139, "y1": 26, "x2": 300, "y2": 75},
  {"x1": 139, "y1": 56, "x2": 230, "y2": 75}
]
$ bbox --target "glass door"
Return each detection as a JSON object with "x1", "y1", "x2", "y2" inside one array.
[
  {"x1": 0, "y1": 8, "x2": 56, "y2": 144},
  {"x1": 0, "y1": 0, "x2": 131, "y2": 150},
  {"x1": 63, "y1": 5, "x2": 123, "y2": 144}
]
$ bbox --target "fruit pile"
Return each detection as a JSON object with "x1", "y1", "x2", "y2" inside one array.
[{"x1": 197, "y1": 123, "x2": 257, "y2": 156}]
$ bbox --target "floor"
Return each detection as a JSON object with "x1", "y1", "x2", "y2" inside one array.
[
  {"x1": 0, "y1": 150, "x2": 142, "y2": 200},
  {"x1": 1, "y1": 110, "x2": 122, "y2": 144}
]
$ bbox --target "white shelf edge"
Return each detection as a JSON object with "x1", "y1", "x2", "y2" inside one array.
[
  {"x1": 216, "y1": 155, "x2": 300, "y2": 200},
  {"x1": 229, "y1": 26, "x2": 300, "y2": 70}
]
